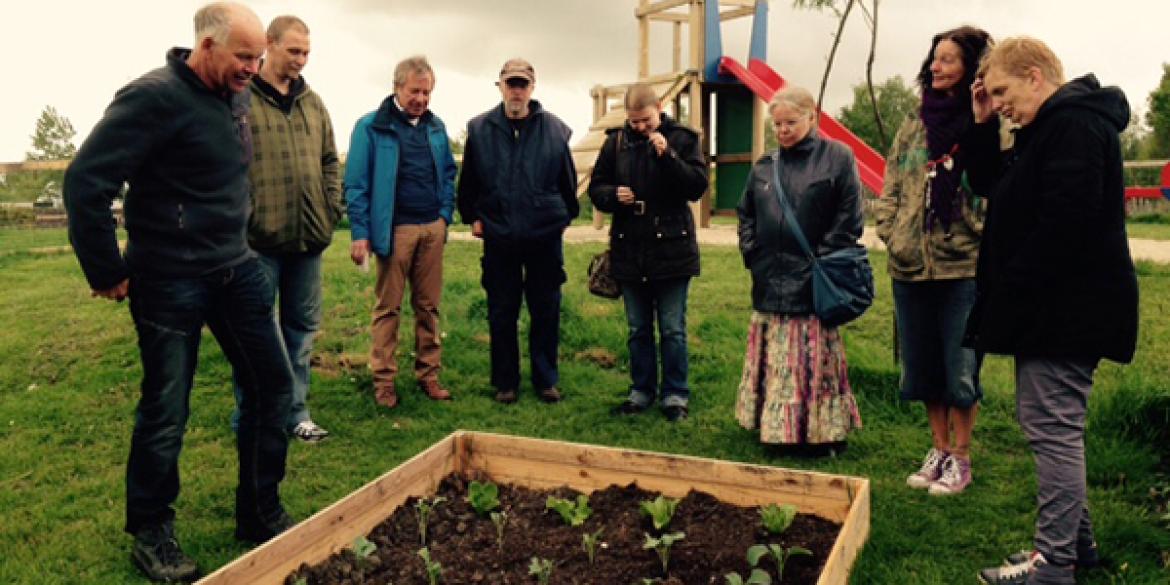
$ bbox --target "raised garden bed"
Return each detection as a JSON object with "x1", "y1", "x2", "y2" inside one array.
[{"x1": 196, "y1": 431, "x2": 869, "y2": 585}]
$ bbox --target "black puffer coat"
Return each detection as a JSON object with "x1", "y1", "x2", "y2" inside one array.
[
  {"x1": 963, "y1": 74, "x2": 1138, "y2": 363},
  {"x1": 588, "y1": 114, "x2": 709, "y2": 282},
  {"x1": 737, "y1": 131, "x2": 864, "y2": 314}
]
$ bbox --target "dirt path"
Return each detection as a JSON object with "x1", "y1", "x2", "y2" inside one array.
[{"x1": 451, "y1": 225, "x2": 1170, "y2": 264}]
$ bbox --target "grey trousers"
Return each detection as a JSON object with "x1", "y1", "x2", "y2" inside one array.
[{"x1": 1015, "y1": 357, "x2": 1098, "y2": 584}]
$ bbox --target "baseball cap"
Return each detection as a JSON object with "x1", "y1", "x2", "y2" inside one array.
[{"x1": 499, "y1": 58, "x2": 535, "y2": 83}]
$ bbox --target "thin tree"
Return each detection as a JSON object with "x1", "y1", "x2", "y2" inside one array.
[{"x1": 26, "y1": 105, "x2": 77, "y2": 162}]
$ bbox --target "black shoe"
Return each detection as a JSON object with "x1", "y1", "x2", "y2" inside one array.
[
  {"x1": 610, "y1": 400, "x2": 647, "y2": 416},
  {"x1": 537, "y1": 387, "x2": 563, "y2": 403},
  {"x1": 663, "y1": 405, "x2": 688, "y2": 422},
  {"x1": 131, "y1": 523, "x2": 201, "y2": 583},
  {"x1": 235, "y1": 509, "x2": 296, "y2": 544}
]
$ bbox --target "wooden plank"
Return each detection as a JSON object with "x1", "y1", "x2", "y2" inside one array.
[
  {"x1": 719, "y1": 6, "x2": 756, "y2": 21},
  {"x1": 636, "y1": 0, "x2": 690, "y2": 17},
  {"x1": 648, "y1": 12, "x2": 689, "y2": 22},
  {"x1": 0, "y1": 160, "x2": 70, "y2": 173},
  {"x1": 460, "y1": 433, "x2": 857, "y2": 515},
  {"x1": 196, "y1": 434, "x2": 459, "y2": 585},
  {"x1": 1124, "y1": 159, "x2": 1169, "y2": 169},
  {"x1": 818, "y1": 479, "x2": 871, "y2": 585}
]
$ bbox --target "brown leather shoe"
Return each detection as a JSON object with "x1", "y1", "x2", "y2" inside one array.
[
  {"x1": 494, "y1": 388, "x2": 518, "y2": 404},
  {"x1": 420, "y1": 379, "x2": 451, "y2": 401},
  {"x1": 375, "y1": 383, "x2": 398, "y2": 409},
  {"x1": 537, "y1": 387, "x2": 562, "y2": 403}
]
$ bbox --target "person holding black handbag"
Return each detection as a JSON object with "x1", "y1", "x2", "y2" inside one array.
[
  {"x1": 588, "y1": 82, "x2": 709, "y2": 422},
  {"x1": 735, "y1": 86, "x2": 863, "y2": 453}
]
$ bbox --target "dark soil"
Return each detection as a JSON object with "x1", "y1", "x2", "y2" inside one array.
[{"x1": 286, "y1": 473, "x2": 841, "y2": 585}]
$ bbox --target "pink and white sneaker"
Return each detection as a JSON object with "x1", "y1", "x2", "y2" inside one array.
[
  {"x1": 906, "y1": 448, "x2": 949, "y2": 489},
  {"x1": 929, "y1": 455, "x2": 972, "y2": 496}
]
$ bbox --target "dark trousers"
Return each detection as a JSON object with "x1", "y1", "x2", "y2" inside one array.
[
  {"x1": 126, "y1": 257, "x2": 293, "y2": 534},
  {"x1": 481, "y1": 235, "x2": 566, "y2": 391}
]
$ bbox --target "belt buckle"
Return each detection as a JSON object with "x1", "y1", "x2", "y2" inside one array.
[{"x1": 633, "y1": 200, "x2": 646, "y2": 216}]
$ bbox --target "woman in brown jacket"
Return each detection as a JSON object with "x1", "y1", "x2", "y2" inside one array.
[{"x1": 873, "y1": 26, "x2": 993, "y2": 495}]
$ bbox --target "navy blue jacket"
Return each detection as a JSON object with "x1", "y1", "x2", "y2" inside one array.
[
  {"x1": 65, "y1": 48, "x2": 253, "y2": 290},
  {"x1": 456, "y1": 100, "x2": 579, "y2": 240}
]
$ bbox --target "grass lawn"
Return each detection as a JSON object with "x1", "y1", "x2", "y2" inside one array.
[{"x1": 0, "y1": 230, "x2": 1168, "y2": 584}]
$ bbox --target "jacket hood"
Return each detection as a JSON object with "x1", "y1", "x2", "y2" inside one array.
[{"x1": 1039, "y1": 74, "x2": 1130, "y2": 132}]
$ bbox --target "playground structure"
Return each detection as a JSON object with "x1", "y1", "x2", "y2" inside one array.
[
  {"x1": 572, "y1": 0, "x2": 1169, "y2": 229},
  {"x1": 573, "y1": 0, "x2": 887, "y2": 228}
]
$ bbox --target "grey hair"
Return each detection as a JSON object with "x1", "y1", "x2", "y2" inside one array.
[
  {"x1": 393, "y1": 55, "x2": 435, "y2": 89},
  {"x1": 768, "y1": 86, "x2": 817, "y2": 122},
  {"x1": 193, "y1": 2, "x2": 234, "y2": 44}
]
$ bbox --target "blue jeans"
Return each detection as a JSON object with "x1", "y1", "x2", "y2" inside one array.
[
  {"x1": 620, "y1": 277, "x2": 691, "y2": 408},
  {"x1": 126, "y1": 256, "x2": 293, "y2": 534},
  {"x1": 231, "y1": 252, "x2": 322, "y2": 433},
  {"x1": 480, "y1": 235, "x2": 566, "y2": 391}
]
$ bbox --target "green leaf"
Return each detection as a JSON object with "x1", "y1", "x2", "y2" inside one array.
[
  {"x1": 352, "y1": 535, "x2": 376, "y2": 559},
  {"x1": 788, "y1": 545, "x2": 814, "y2": 557},
  {"x1": 758, "y1": 503, "x2": 798, "y2": 534},
  {"x1": 724, "y1": 573, "x2": 746, "y2": 585},
  {"x1": 466, "y1": 480, "x2": 501, "y2": 516},
  {"x1": 747, "y1": 544, "x2": 769, "y2": 567},
  {"x1": 638, "y1": 495, "x2": 679, "y2": 531},
  {"x1": 748, "y1": 568, "x2": 773, "y2": 585}
]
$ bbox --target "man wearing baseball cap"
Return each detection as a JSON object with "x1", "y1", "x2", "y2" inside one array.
[{"x1": 457, "y1": 57, "x2": 579, "y2": 405}]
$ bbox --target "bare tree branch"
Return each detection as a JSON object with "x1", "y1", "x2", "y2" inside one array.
[
  {"x1": 816, "y1": 0, "x2": 856, "y2": 113},
  {"x1": 864, "y1": 0, "x2": 885, "y2": 147}
]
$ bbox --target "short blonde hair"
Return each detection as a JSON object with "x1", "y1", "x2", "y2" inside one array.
[
  {"x1": 624, "y1": 83, "x2": 660, "y2": 111},
  {"x1": 768, "y1": 87, "x2": 817, "y2": 122},
  {"x1": 979, "y1": 36, "x2": 1065, "y2": 85}
]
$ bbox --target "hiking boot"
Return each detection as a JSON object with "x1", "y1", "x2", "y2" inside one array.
[
  {"x1": 291, "y1": 420, "x2": 329, "y2": 443},
  {"x1": 663, "y1": 405, "x2": 689, "y2": 423},
  {"x1": 980, "y1": 551, "x2": 1055, "y2": 585},
  {"x1": 495, "y1": 388, "x2": 518, "y2": 404},
  {"x1": 420, "y1": 379, "x2": 452, "y2": 401},
  {"x1": 610, "y1": 400, "x2": 647, "y2": 416},
  {"x1": 235, "y1": 509, "x2": 297, "y2": 544},
  {"x1": 537, "y1": 387, "x2": 562, "y2": 403},
  {"x1": 375, "y1": 383, "x2": 398, "y2": 409},
  {"x1": 906, "y1": 448, "x2": 949, "y2": 489},
  {"x1": 929, "y1": 455, "x2": 972, "y2": 496},
  {"x1": 130, "y1": 523, "x2": 201, "y2": 583}
]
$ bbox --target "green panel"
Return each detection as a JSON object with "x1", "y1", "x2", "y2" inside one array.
[
  {"x1": 716, "y1": 163, "x2": 750, "y2": 210},
  {"x1": 716, "y1": 88, "x2": 754, "y2": 153}
]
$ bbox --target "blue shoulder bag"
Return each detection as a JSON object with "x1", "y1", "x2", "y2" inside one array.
[{"x1": 770, "y1": 153, "x2": 874, "y2": 327}]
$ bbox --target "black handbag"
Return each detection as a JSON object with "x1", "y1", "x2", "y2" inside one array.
[
  {"x1": 770, "y1": 153, "x2": 874, "y2": 327},
  {"x1": 587, "y1": 249, "x2": 621, "y2": 299}
]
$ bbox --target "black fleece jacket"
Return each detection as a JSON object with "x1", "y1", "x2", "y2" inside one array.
[
  {"x1": 963, "y1": 74, "x2": 1138, "y2": 363},
  {"x1": 65, "y1": 48, "x2": 254, "y2": 290}
]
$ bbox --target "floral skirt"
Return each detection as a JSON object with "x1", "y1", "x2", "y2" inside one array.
[{"x1": 735, "y1": 311, "x2": 861, "y2": 445}]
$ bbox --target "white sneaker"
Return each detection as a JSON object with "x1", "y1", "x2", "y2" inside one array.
[
  {"x1": 291, "y1": 420, "x2": 329, "y2": 443},
  {"x1": 928, "y1": 456, "x2": 972, "y2": 496},
  {"x1": 906, "y1": 448, "x2": 948, "y2": 489},
  {"x1": 979, "y1": 551, "x2": 1048, "y2": 585}
]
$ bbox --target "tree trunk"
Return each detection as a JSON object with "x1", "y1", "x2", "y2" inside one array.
[
  {"x1": 816, "y1": 0, "x2": 857, "y2": 114},
  {"x1": 864, "y1": 0, "x2": 885, "y2": 148}
]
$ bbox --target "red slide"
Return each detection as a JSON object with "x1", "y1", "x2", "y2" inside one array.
[{"x1": 719, "y1": 56, "x2": 887, "y2": 195}]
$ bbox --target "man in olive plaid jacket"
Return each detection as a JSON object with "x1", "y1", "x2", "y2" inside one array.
[{"x1": 230, "y1": 15, "x2": 343, "y2": 443}]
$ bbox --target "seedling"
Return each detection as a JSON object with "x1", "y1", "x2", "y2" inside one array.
[
  {"x1": 352, "y1": 535, "x2": 377, "y2": 560},
  {"x1": 418, "y1": 547, "x2": 443, "y2": 585},
  {"x1": 546, "y1": 494, "x2": 592, "y2": 527},
  {"x1": 725, "y1": 569, "x2": 772, "y2": 585},
  {"x1": 582, "y1": 528, "x2": 604, "y2": 564},
  {"x1": 466, "y1": 480, "x2": 501, "y2": 516},
  {"x1": 294, "y1": 578, "x2": 308, "y2": 585},
  {"x1": 415, "y1": 496, "x2": 446, "y2": 545},
  {"x1": 747, "y1": 543, "x2": 813, "y2": 582},
  {"x1": 758, "y1": 503, "x2": 798, "y2": 535},
  {"x1": 490, "y1": 511, "x2": 508, "y2": 551},
  {"x1": 639, "y1": 495, "x2": 679, "y2": 531},
  {"x1": 528, "y1": 556, "x2": 554, "y2": 585},
  {"x1": 643, "y1": 531, "x2": 685, "y2": 574}
]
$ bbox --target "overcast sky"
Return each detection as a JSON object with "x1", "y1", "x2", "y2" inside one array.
[{"x1": 3, "y1": 0, "x2": 1168, "y2": 161}]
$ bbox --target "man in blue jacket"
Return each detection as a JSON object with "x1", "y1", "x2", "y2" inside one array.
[
  {"x1": 457, "y1": 58, "x2": 579, "y2": 404},
  {"x1": 346, "y1": 55, "x2": 458, "y2": 409},
  {"x1": 64, "y1": 3, "x2": 295, "y2": 581}
]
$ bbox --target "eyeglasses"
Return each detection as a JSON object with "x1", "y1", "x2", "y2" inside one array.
[{"x1": 504, "y1": 78, "x2": 530, "y2": 89}]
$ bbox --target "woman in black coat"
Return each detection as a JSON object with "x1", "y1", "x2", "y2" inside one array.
[
  {"x1": 588, "y1": 83, "x2": 709, "y2": 422},
  {"x1": 734, "y1": 86, "x2": 864, "y2": 451}
]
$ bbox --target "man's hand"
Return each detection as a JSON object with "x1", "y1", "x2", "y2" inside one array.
[
  {"x1": 471, "y1": 220, "x2": 484, "y2": 238},
  {"x1": 93, "y1": 279, "x2": 129, "y2": 302},
  {"x1": 616, "y1": 186, "x2": 636, "y2": 205},
  {"x1": 350, "y1": 239, "x2": 370, "y2": 265},
  {"x1": 648, "y1": 131, "x2": 668, "y2": 157}
]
